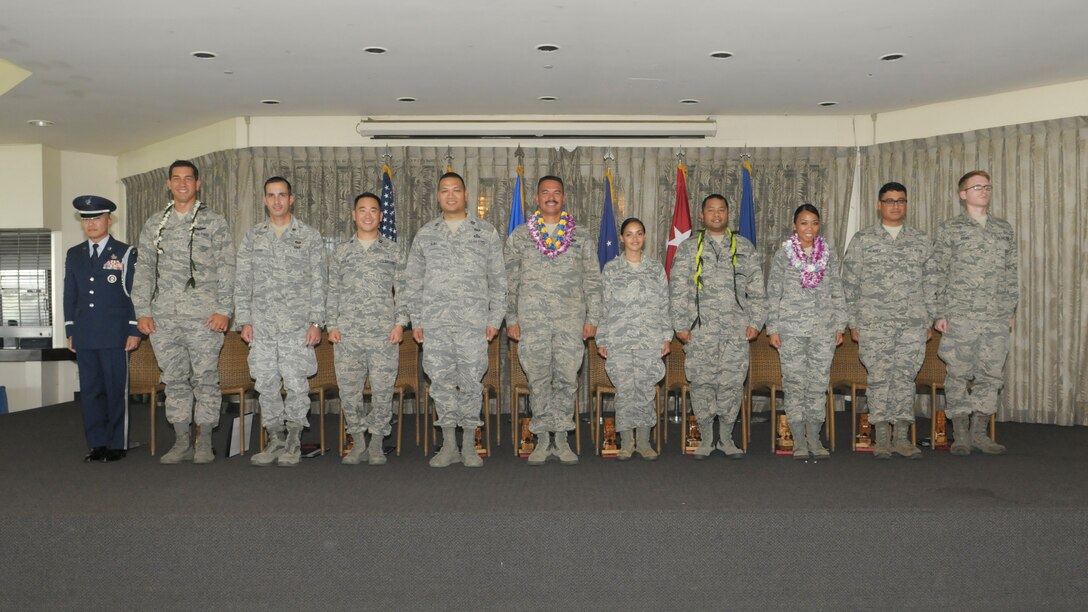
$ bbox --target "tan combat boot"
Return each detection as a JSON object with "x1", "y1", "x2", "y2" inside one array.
[
  {"x1": 616, "y1": 429, "x2": 635, "y2": 461},
  {"x1": 253, "y1": 426, "x2": 287, "y2": 466},
  {"x1": 790, "y1": 420, "x2": 809, "y2": 460},
  {"x1": 193, "y1": 426, "x2": 215, "y2": 464},
  {"x1": 527, "y1": 432, "x2": 551, "y2": 466},
  {"x1": 461, "y1": 428, "x2": 483, "y2": 468},
  {"x1": 716, "y1": 418, "x2": 745, "y2": 459},
  {"x1": 949, "y1": 416, "x2": 971, "y2": 456},
  {"x1": 806, "y1": 420, "x2": 830, "y2": 459},
  {"x1": 873, "y1": 422, "x2": 893, "y2": 459},
  {"x1": 341, "y1": 430, "x2": 368, "y2": 465},
  {"x1": 635, "y1": 427, "x2": 658, "y2": 461},
  {"x1": 368, "y1": 433, "x2": 387, "y2": 465},
  {"x1": 429, "y1": 427, "x2": 461, "y2": 468},
  {"x1": 892, "y1": 421, "x2": 922, "y2": 459},
  {"x1": 159, "y1": 423, "x2": 194, "y2": 464},
  {"x1": 553, "y1": 430, "x2": 579, "y2": 465},
  {"x1": 276, "y1": 423, "x2": 303, "y2": 466},
  {"x1": 969, "y1": 413, "x2": 1005, "y2": 454},
  {"x1": 692, "y1": 418, "x2": 715, "y2": 460}
]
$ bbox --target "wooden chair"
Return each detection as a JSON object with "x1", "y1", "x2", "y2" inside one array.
[
  {"x1": 481, "y1": 337, "x2": 501, "y2": 450},
  {"x1": 304, "y1": 335, "x2": 337, "y2": 455},
  {"x1": 660, "y1": 336, "x2": 688, "y2": 445},
  {"x1": 129, "y1": 338, "x2": 164, "y2": 455},
  {"x1": 509, "y1": 338, "x2": 532, "y2": 456},
  {"x1": 508, "y1": 338, "x2": 581, "y2": 456},
  {"x1": 745, "y1": 329, "x2": 781, "y2": 453},
  {"x1": 586, "y1": 338, "x2": 615, "y2": 451},
  {"x1": 828, "y1": 333, "x2": 867, "y2": 452},
  {"x1": 218, "y1": 331, "x2": 256, "y2": 454},
  {"x1": 914, "y1": 330, "x2": 996, "y2": 447},
  {"x1": 394, "y1": 334, "x2": 425, "y2": 456}
]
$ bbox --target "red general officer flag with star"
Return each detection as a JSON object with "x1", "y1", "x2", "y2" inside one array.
[{"x1": 665, "y1": 161, "x2": 692, "y2": 279}]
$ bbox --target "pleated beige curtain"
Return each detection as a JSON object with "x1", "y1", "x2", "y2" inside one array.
[
  {"x1": 124, "y1": 145, "x2": 856, "y2": 259},
  {"x1": 121, "y1": 149, "x2": 252, "y2": 248},
  {"x1": 861, "y1": 116, "x2": 1088, "y2": 425}
]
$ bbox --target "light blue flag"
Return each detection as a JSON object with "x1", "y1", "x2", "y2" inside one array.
[{"x1": 507, "y1": 166, "x2": 525, "y2": 236}]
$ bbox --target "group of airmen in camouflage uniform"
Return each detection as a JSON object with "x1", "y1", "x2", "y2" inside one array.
[{"x1": 117, "y1": 157, "x2": 1015, "y2": 468}]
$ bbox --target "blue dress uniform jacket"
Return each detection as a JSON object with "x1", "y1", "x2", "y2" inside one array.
[{"x1": 63, "y1": 237, "x2": 139, "y2": 450}]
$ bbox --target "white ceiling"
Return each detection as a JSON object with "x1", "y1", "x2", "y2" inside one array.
[{"x1": 2, "y1": 0, "x2": 1087, "y2": 155}]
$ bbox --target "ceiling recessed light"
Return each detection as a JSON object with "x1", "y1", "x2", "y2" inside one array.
[
  {"x1": 536, "y1": 44, "x2": 560, "y2": 52},
  {"x1": 538, "y1": 96, "x2": 557, "y2": 101},
  {"x1": 880, "y1": 53, "x2": 905, "y2": 62},
  {"x1": 709, "y1": 51, "x2": 734, "y2": 59},
  {"x1": 680, "y1": 99, "x2": 700, "y2": 105},
  {"x1": 260, "y1": 99, "x2": 281, "y2": 105},
  {"x1": 363, "y1": 46, "x2": 388, "y2": 54},
  {"x1": 223, "y1": 70, "x2": 234, "y2": 75},
  {"x1": 27, "y1": 119, "x2": 54, "y2": 127},
  {"x1": 397, "y1": 96, "x2": 416, "y2": 103},
  {"x1": 191, "y1": 51, "x2": 217, "y2": 59},
  {"x1": 543, "y1": 64, "x2": 554, "y2": 70},
  {"x1": 818, "y1": 101, "x2": 838, "y2": 107}
]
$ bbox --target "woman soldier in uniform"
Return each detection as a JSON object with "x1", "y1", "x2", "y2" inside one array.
[
  {"x1": 596, "y1": 218, "x2": 673, "y2": 460},
  {"x1": 766, "y1": 204, "x2": 847, "y2": 459}
]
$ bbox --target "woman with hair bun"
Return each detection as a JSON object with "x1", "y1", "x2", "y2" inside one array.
[
  {"x1": 766, "y1": 204, "x2": 847, "y2": 460},
  {"x1": 596, "y1": 217, "x2": 672, "y2": 460}
]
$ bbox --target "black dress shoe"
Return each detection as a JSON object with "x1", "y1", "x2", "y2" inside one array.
[
  {"x1": 84, "y1": 447, "x2": 107, "y2": 462},
  {"x1": 105, "y1": 449, "x2": 127, "y2": 462}
]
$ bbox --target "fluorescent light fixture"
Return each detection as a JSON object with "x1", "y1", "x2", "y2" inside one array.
[{"x1": 356, "y1": 117, "x2": 717, "y2": 139}]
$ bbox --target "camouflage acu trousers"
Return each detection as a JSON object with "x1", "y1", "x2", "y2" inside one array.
[
  {"x1": 778, "y1": 331, "x2": 836, "y2": 422},
  {"x1": 249, "y1": 330, "x2": 317, "y2": 427},
  {"x1": 151, "y1": 317, "x2": 224, "y2": 427},
  {"x1": 334, "y1": 333, "x2": 398, "y2": 437},
  {"x1": 684, "y1": 322, "x2": 749, "y2": 423},
  {"x1": 858, "y1": 323, "x2": 927, "y2": 424},
  {"x1": 604, "y1": 346, "x2": 663, "y2": 431},
  {"x1": 520, "y1": 327, "x2": 582, "y2": 433},
  {"x1": 938, "y1": 317, "x2": 1010, "y2": 418},
  {"x1": 422, "y1": 326, "x2": 486, "y2": 429}
]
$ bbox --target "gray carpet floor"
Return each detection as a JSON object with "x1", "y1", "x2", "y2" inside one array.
[{"x1": 2, "y1": 402, "x2": 1086, "y2": 610}]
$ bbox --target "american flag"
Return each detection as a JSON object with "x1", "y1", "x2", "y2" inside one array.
[{"x1": 380, "y1": 164, "x2": 397, "y2": 241}]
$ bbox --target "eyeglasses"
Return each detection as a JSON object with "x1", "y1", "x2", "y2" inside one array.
[
  {"x1": 964, "y1": 184, "x2": 992, "y2": 193},
  {"x1": 879, "y1": 198, "x2": 908, "y2": 206}
]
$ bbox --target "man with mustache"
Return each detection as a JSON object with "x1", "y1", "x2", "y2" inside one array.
[
  {"x1": 505, "y1": 176, "x2": 602, "y2": 465},
  {"x1": 842, "y1": 182, "x2": 931, "y2": 459}
]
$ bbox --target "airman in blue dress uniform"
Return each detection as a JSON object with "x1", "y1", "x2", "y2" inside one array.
[{"x1": 63, "y1": 195, "x2": 141, "y2": 462}]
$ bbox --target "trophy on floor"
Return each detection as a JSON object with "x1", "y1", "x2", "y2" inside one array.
[
  {"x1": 933, "y1": 411, "x2": 949, "y2": 450},
  {"x1": 855, "y1": 413, "x2": 873, "y2": 450},
  {"x1": 684, "y1": 415, "x2": 701, "y2": 454},
  {"x1": 601, "y1": 417, "x2": 619, "y2": 457},
  {"x1": 518, "y1": 417, "x2": 535, "y2": 457},
  {"x1": 775, "y1": 414, "x2": 794, "y2": 454},
  {"x1": 475, "y1": 426, "x2": 488, "y2": 457}
]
